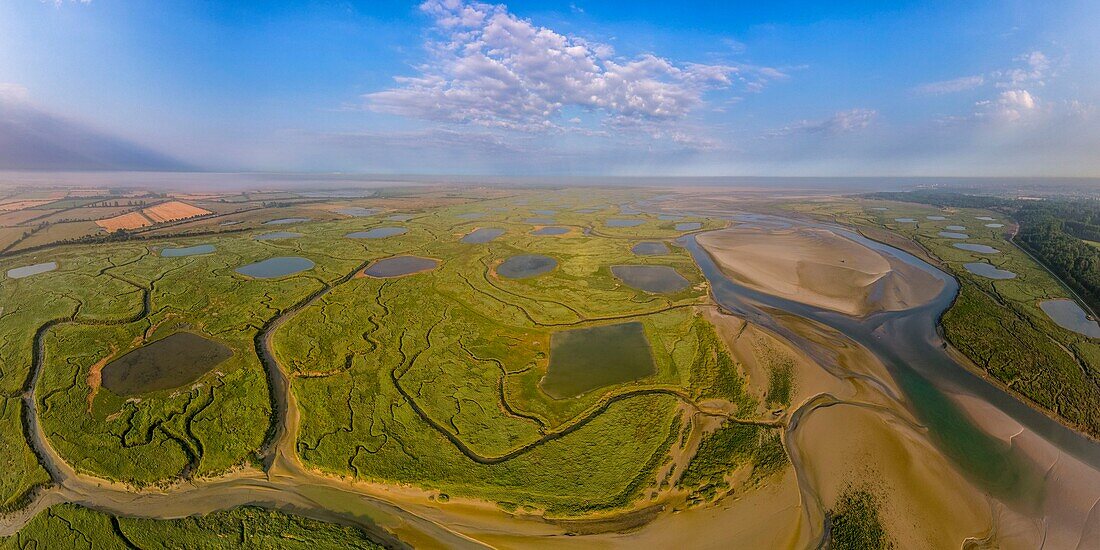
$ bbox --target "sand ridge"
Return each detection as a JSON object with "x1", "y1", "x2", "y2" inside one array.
[{"x1": 698, "y1": 225, "x2": 944, "y2": 316}]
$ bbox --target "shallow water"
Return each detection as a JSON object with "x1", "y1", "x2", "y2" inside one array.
[
  {"x1": 101, "y1": 332, "x2": 232, "y2": 396},
  {"x1": 497, "y1": 254, "x2": 557, "y2": 279},
  {"x1": 387, "y1": 214, "x2": 413, "y2": 221},
  {"x1": 364, "y1": 256, "x2": 439, "y2": 278},
  {"x1": 927, "y1": 216, "x2": 947, "y2": 221},
  {"x1": 954, "y1": 243, "x2": 1000, "y2": 254},
  {"x1": 985, "y1": 223, "x2": 1004, "y2": 228},
  {"x1": 939, "y1": 232, "x2": 969, "y2": 239},
  {"x1": 976, "y1": 216, "x2": 996, "y2": 221},
  {"x1": 254, "y1": 231, "x2": 302, "y2": 240},
  {"x1": 346, "y1": 227, "x2": 407, "y2": 239},
  {"x1": 611, "y1": 265, "x2": 690, "y2": 293},
  {"x1": 894, "y1": 218, "x2": 917, "y2": 223},
  {"x1": 6, "y1": 262, "x2": 57, "y2": 279},
  {"x1": 461, "y1": 228, "x2": 505, "y2": 244},
  {"x1": 334, "y1": 207, "x2": 379, "y2": 217},
  {"x1": 525, "y1": 217, "x2": 555, "y2": 225},
  {"x1": 161, "y1": 244, "x2": 215, "y2": 257},
  {"x1": 675, "y1": 222, "x2": 703, "y2": 231},
  {"x1": 532, "y1": 226, "x2": 569, "y2": 236},
  {"x1": 632, "y1": 241, "x2": 670, "y2": 255},
  {"x1": 607, "y1": 219, "x2": 644, "y2": 227},
  {"x1": 532, "y1": 209, "x2": 557, "y2": 216},
  {"x1": 236, "y1": 256, "x2": 314, "y2": 278},
  {"x1": 946, "y1": 225, "x2": 967, "y2": 231},
  {"x1": 457, "y1": 212, "x2": 485, "y2": 219},
  {"x1": 540, "y1": 322, "x2": 655, "y2": 399},
  {"x1": 264, "y1": 217, "x2": 311, "y2": 225},
  {"x1": 1039, "y1": 299, "x2": 1100, "y2": 338},
  {"x1": 963, "y1": 262, "x2": 1016, "y2": 280},
  {"x1": 659, "y1": 214, "x2": 683, "y2": 221}
]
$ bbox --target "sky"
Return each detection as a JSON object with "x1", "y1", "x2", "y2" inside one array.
[{"x1": 1, "y1": 0, "x2": 1099, "y2": 177}]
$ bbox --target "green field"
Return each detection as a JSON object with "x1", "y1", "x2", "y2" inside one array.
[{"x1": 0, "y1": 188, "x2": 786, "y2": 537}]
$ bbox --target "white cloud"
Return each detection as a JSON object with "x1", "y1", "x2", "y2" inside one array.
[
  {"x1": 0, "y1": 83, "x2": 30, "y2": 103},
  {"x1": 366, "y1": 0, "x2": 782, "y2": 137},
  {"x1": 768, "y1": 109, "x2": 878, "y2": 137},
  {"x1": 914, "y1": 75, "x2": 984, "y2": 95},
  {"x1": 995, "y1": 50, "x2": 1051, "y2": 88},
  {"x1": 975, "y1": 89, "x2": 1038, "y2": 122}
]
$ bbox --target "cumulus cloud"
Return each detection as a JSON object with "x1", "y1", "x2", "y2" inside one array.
[
  {"x1": 914, "y1": 75, "x2": 984, "y2": 95},
  {"x1": 768, "y1": 109, "x2": 878, "y2": 137},
  {"x1": 995, "y1": 51, "x2": 1051, "y2": 88},
  {"x1": 366, "y1": 0, "x2": 782, "y2": 137},
  {"x1": 975, "y1": 89, "x2": 1038, "y2": 122}
]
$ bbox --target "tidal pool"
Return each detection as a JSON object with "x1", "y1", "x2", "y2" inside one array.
[
  {"x1": 927, "y1": 215, "x2": 947, "y2": 221},
  {"x1": 161, "y1": 244, "x2": 215, "y2": 257},
  {"x1": 611, "y1": 265, "x2": 690, "y2": 293},
  {"x1": 525, "y1": 217, "x2": 555, "y2": 225},
  {"x1": 632, "y1": 241, "x2": 670, "y2": 255},
  {"x1": 1039, "y1": 299, "x2": 1100, "y2": 338},
  {"x1": 334, "y1": 207, "x2": 379, "y2": 217},
  {"x1": 532, "y1": 209, "x2": 557, "y2": 216},
  {"x1": 985, "y1": 223, "x2": 1005, "y2": 228},
  {"x1": 964, "y1": 262, "x2": 1016, "y2": 280},
  {"x1": 939, "y1": 232, "x2": 969, "y2": 239},
  {"x1": 236, "y1": 256, "x2": 314, "y2": 278},
  {"x1": 101, "y1": 332, "x2": 232, "y2": 396},
  {"x1": 461, "y1": 228, "x2": 505, "y2": 243},
  {"x1": 870, "y1": 207, "x2": 889, "y2": 211},
  {"x1": 540, "y1": 322, "x2": 655, "y2": 399},
  {"x1": 606, "y1": 219, "x2": 644, "y2": 227},
  {"x1": 946, "y1": 225, "x2": 967, "y2": 231},
  {"x1": 675, "y1": 222, "x2": 702, "y2": 231},
  {"x1": 7, "y1": 261, "x2": 57, "y2": 279},
  {"x1": 346, "y1": 227, "x2": 407, "y2": 239},
  {"x1": 364, "y1": 256, "x2": 439, "y2": 278},
  {"x1": 977, "y1": 216, "x2": 996, "y2": 221},
  {"x1": 954, "y1": 243, "x2": 1000, "y2": 254},
  {"x1": 496, "y1": 254, "x2": 557, "y2": 279},
  {"x1": 387, "y1": 214, "x2": 413, "y2": 221},
  {"x1": 532, "y1": 226, "x2": 569, "y2": 236},
  {"x1": 264, "y1": 218, "x2": 311, "y2": 225},
  {"x1": 254, "y1": 231, "x2": 302, "y2": 241},
  {"x1": 895, "y1": 218, "x2": 917, "y2": 223}
]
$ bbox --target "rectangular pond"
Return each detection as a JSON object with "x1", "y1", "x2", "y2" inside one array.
[
  {"x1": 101, "y1": 332, "x2": 233, "y2": 396},
  {"x1": 540, "y1": 321, "x2": 655, "y2": 399},
  {"x1": 7, "y1": 261, "x2": 57, "y2": 279}
]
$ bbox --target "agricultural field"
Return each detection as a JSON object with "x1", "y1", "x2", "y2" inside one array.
[{"x1": 786, "y1": 198, "x2": 1100, "y2": 437}]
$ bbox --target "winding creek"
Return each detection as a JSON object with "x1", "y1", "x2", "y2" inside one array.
[{"x1": 4, "y1": 211, "x2": 1099, "y2": 548}]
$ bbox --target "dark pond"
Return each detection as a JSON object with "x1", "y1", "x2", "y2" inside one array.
[
  {"x1": 387, "y1": 214, "x2": 413, "y2": 222},
  {"x1": 927, "y1": 215, "x2": 947, "y2": 221},
  {"x1": 632, "y1": 241, "x2": 670, "y2": 255},
  {"x1": 101, "y1": 332, "x2": 232, "y2": 396},
  {"x1": 497, "y1": 254, "x2": 557, "y2": 279},
  {"x1": 346, "y1": 227, "x2": 407, "y2": 239},
  {"x1": 335, "y1": 207, "x2": 379, "y2": 217},
  {"x1": 964, "y1": 262, "x2": 1016, "y2": 280},
  {"x1": 540, "y1": 322, "x2": 655, "y2": 399},
  {"x1": 236, "y1": 256, "x2": 314, "y2": 278},
  {"x1": 161, "y1": 244, "x2": 215, "y2": 257},
  {"x1": 675, "y1": 222, "x2": 703, "y2": 231},
  {"x1": 532, "y1": 209, "x2": 557, "y2": 216},
  {"x1": 7, "y1": 262, "x2": 57, "y2": 279},
  {"x1": 985, "y1": 223, "x2": 1004, "y2": 228},
  {"x1": 264, "y1": 218, "x2": 311, "y2": 225},
  {"x1": 606, "y1": 219, "x2": 644, "y2": 227},
  {"x1": 254, "y1": 231, "x2": 302, "y2": 240},
  {"x1": 457, "y1": 212, "x2": 485, "y2": 219},
  {"x1": 939, "y1": 232, "x2": 969, "y2": 239},
  {"x1": 462, "y1": 228, "x2": 505, "y2": 244},
  {"x1": 526, "y1": 217, "x2": 556, "y2": 224},
  {"x1": 611, "y1": 265, "x2": 690, "y2": 293},
  {"x1": 954, "y1": 243, "x2": 1000, "y2": 254},
  {"x1": 532, "y1": 226, "x2": 569, "y2": 236},
  {"x1": 365, "y1": 256, "x2": 439, "y2": 278},
  {"x1": 1039, "y1": 299, "x2": 1100, "y2": 338}
]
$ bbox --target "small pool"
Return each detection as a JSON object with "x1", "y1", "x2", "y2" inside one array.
[
  {"x1": 985, "y1": 223, "x2": 1004, "y2": 228},
  {"x1": 346, "y1": 227, "x2": 407, "y2": 239},
  {"x1": 632, "y1": 241, "x2": 670, "y2": 256},
  {"x1": 927, "y1": 216, "x2": 947, "y2": 221},
  {"x1": 946, "y1": 225, "x2": 967, "y2": 231},
  {"x1": 161, "y1": 244, "x2": 215, "y2": 257},
  {"x1": 939, "y1": 232, "x2": 969, "y2": 239},
  {"x1": 954, "y1": 243, "x2": 1000, "y2": 254},
  {"x1": 497, "y1": 254, "x2": 557, "y2": 279},
  {"x1": 364, "y1": 256, "x2": 439, "y2": 278},
  {"x1": 7, "y1": 261, "x2": 57, "y2": 279},
  {"x1": 254, "y1": 231, "x2": 302, "y2": 240},
  {"x1": 963, "y1": 262, "x2": 1016, "y2": 280},
  {"x1": 894, "y1": 218, "x2": 917, "y2": 223},
  {"x1": 387, "y1": 214, "x2": 413, "y2": 221},
  {"x1": 611, "y1": 265, "x2": 690, "y2": 293},
  {"x1": 236, "y1": 256, "x2": 315, "y2": 278},
  {"x1": 532, "y1": 226, "x2": 570, "y2": 236},
  {"x1": 335, "y1": 207, "x2": 379, "y2": 217},
  {"x1": 1039, "y1": 299, "x2": 1100, "y2": 338},
  {"x1": 462, "y1": 228, "x2": 505, "y2": 244}
]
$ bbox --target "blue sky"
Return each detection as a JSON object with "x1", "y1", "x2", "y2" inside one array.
[{"x1": 1, "y1": 0, "x2": 1098, "y2": 176}]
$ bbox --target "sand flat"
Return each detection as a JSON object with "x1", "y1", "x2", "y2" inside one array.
[{"x1": 697, "y1": 226, "x2": 942, "y2": 316}]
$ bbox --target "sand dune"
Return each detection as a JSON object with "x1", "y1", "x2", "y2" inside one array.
[{"x1": 698, "y1": 225, "x2": 943, "y2": 316}]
